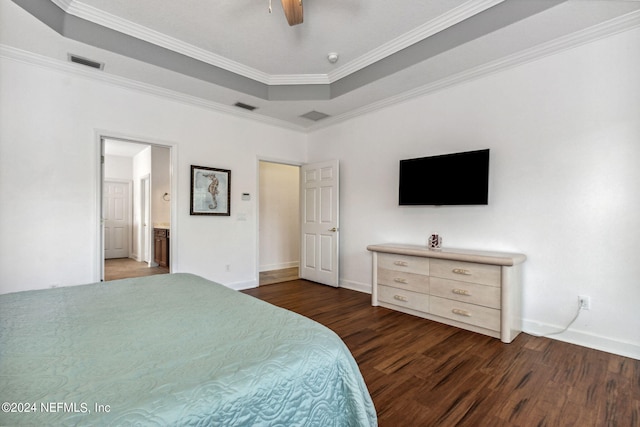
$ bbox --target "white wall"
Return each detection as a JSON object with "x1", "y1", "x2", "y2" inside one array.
[
  {"x1": 307, "y1": 28, "x2": 640, "y2": 359},
  {"x1": 104, "y1": 155, "x2": 133, "y2": 181},
  {"x1": 151, "y1": 146, "x2": 171, "y2": 227},
  {"x1": 259, "y1": 161, "x2": 300, "y2": 272},
  {"x1": 0, "y1": 54, "x2": 306, "y2": 294}
]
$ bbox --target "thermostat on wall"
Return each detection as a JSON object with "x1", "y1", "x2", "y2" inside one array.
[{"x1": 241, "y1": 193, "x2": 251, "y2": 201}]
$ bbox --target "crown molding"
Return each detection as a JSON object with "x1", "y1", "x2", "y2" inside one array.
[
  {"x1": 50, "y1": 0, "x2": 73, "y2": 11},
  {"x1": 49, "y1": 0, "x2": 273, "y2": 84},
  {"x1": 48, "y1": 0, "x2": 504, "y2": 87},
  {"x1": 308, "y1": 9, "x2": 640, "y2": 131},
  {"x1": 327, "y1": 0, "x2": 504, "y2": 83},
  {"x1": 0, "y1": 44, "x2": 305, "y2": 132},
  {"x1": 267, "y1": 74, "x2": 330, "y2": 85}
]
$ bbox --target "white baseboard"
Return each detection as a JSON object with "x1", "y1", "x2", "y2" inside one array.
[
  {"x1": 259, "y1": 261, "x2": 299, "y2": 272},
  {"x1": 339, "y1": 279, "x2": 372, "y2": 295},
  {"x1": 227, "y1": 280, "x2": 258, "y2": 291},
  {"x1": 523, "y1": 319, "x2": 640, "y2": 360}
]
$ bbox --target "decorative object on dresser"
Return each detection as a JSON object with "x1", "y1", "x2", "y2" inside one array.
[
  {"x1": 428, "y1": 233, "x2": 442, "y2": 250},
  {"x1": 367, "y1": 243, "x2": 526, "y2": 343}
]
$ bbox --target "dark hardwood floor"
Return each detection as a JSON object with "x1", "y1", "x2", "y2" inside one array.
[{"x1": 243, "y1": 279, "x2": 639, "y2": 427}]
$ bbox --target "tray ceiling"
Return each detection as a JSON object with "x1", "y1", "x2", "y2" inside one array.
[{"x1": 4, "y1": 0, "x2": 640, "y2": 129}]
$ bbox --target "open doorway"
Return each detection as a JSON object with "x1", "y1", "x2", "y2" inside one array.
[
  {"x1": 258, "y1": 161, "x2": 300, "y2": 285},
  {"x1": 101, "y1": 138, "x2": 172, "y2": 281}
]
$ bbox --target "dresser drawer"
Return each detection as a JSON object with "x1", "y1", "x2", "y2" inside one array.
[
  {"x1": 430, "y1": 277, "x2": 500, "y2": 309},
  {"x1": 430, "y1": 296, "x2": 500, "y2": 332},
  {"x1": 430, "y1": 259, "x2": 500, "y2": 287},
  {"x1": 378, "y1": 268, "x2": 429, "y2": 294},
  {"x1": 378, "y1": 285, "x2": 429, "y2": 313},
  {"x1": 378, "y1": 253, "x2": 429, "y2": 275}
]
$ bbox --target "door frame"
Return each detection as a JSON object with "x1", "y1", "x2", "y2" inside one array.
[
  {"x1": 256, "y1": 157, "x2": 303, "y2": 285},
  {"x1": 140, "y1": 174, "x2": 153, "y2": 265},
  {"x1": 96, "y1": 131, "x2": 178, "y2": 282}
]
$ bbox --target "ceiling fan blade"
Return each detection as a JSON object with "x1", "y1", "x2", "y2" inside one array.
[{"x1": 281, "y1": 0, "x2": 303, "y2": 26}]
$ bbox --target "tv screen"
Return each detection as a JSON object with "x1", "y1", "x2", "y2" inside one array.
[{"x1": 399, "y1": 149, "x2": 490, "y2": 205}]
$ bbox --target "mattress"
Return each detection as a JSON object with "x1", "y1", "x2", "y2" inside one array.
[{"x1": 0, "y1": 273, "x2": 377, "y2": 426}]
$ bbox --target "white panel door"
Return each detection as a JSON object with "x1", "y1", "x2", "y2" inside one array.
[
  {"x1": 300, "y1": 160, "x2": 339, "y2": 287},
  {"x1": 104, "y1": 181, "x2": 131, "y2": 259}
]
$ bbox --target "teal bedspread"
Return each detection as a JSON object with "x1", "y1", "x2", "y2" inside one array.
[{"x1": 0, "y1": 273, "x2": 377, "y2": 426}]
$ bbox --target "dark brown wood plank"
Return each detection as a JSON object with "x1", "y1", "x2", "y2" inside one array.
[{"x1": 243, "y1": 279, "x2": 640, "y2": 427}]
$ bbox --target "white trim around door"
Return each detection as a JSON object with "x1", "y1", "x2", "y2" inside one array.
[{"x1": 96, "y1": 131, "x2": 178, "y2": 282}]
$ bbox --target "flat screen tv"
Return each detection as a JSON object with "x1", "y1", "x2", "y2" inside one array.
[{"x1": 399, "y1": 149, "x2": 490, "y2": 206}]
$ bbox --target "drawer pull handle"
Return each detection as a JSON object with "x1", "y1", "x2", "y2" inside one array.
[
  {"x1": 394, "y1": 278, "x2": 408, "y2": 284},
  {"x1": 452, "y1": 289, "x2": 471, "y2": 296},
  {"x1": 394, "y1": 295, "x2": 408, "y2": 302},
  {"x1": 394, "y1": 261, "x2": 409, "y2": 267},
  {"x1": 452, "y1": 268, "x2": 472, "y2": 275},
  {"x1": 452, "y1": 308, "x2": 472, "y2": 317}
]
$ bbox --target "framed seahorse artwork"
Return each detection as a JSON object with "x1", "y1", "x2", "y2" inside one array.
[{"x1": 190, "y1": 165, "x2": 231, "y2": 216}]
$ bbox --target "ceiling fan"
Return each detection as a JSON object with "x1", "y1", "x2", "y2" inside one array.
[{"x1": 270, "y1": 0, "x2": 304, "y2": 26}]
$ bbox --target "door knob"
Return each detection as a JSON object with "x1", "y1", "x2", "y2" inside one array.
[{"x1": 328, "y1": 227, "x2": 339, "y2": 232}]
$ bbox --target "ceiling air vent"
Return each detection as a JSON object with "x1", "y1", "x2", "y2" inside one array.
[
  {"x1": 234, "y1": 102, "x2": 257, "y2": 111},
  {"x1": 68, "y1": 54, "x2": 104, "y2": 70},
  {"x1": 300, "y1": 111, "x2": 330, "y2": 121}
]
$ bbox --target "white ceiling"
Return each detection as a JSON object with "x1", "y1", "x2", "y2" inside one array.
[
  {"x1": 73, "y1": 0, "x2": 479, "y2": 77},
  {"x1": 103, "y1": 139, "x2": 149, "y2": 158},
  {"x1": 4, "y1": 0, "x2": 640, "y2": 130}
]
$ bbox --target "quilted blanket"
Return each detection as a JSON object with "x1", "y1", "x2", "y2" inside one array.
[{"x1": 0, "y1": 273, "x2": 377, "y2": 426}]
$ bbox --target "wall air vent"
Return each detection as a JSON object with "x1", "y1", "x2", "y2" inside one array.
[
  {"x1": 300, "y1": 111, "x2": 330, "y2": 121},
  {"x1": 68, "y1": 54, "x2": 104, "y2": 70},
  {"x1": 234, "y1": 102, "x2": 257, "y2": 111}
]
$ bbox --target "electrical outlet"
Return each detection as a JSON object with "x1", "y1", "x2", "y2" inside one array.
[
  {"x1": 225, "y1": 264, "x2": 231, "y2": 272},
  {"x1": 578, "y1": 295, "x2": 591, "y2": 310}
]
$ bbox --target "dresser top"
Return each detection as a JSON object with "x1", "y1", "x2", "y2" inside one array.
[{"x1": 367, "y1": 243, "x2": 526, "y2": 266}]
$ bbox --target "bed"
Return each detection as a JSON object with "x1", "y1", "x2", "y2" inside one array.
[{"x1": 0, "y1": 273, "x2": 377, "y2": 426}]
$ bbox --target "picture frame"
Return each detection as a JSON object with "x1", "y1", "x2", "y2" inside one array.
[{"x1": 190, "y1": 165, "x2": 231, "y2": 216}]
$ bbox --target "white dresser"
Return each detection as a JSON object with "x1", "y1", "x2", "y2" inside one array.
[{"x1": 367, "y1": 243, "x2": 526, "y2": 343}]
